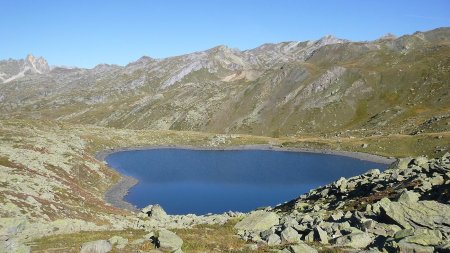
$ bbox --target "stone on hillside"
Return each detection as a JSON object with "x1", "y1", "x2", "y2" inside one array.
[
  {"x1": 365, "y1": 169, "x2": 381, "y2": 176},
  {"x1": 108, "y1": 236, "x2": 128, "y2": 249},
  {"x1": 155, "y1": 229, "x2": 183, "y2": 251},
  {"x1": 304, "y1": 231, "x2": 315, "y2": 243},
  {"x1": 314, "y1": 227, "x2": 328, "y2": 244},
  {"x1": 419, "y1": 180, "x2": 433, "y2": 192},
  {"x1": 388, "y1": 158, "x2": 412, "y2": 171},
  {"x1": 397, "y1": 191, "x2": 420, "y2": 203},
  {"x1": 397, "y1": 241, "x2": 434, "y2": 253},
  {"x1": 360, "y1": 218, "x2": 376, "y2": 231},
  {"x1": 412, "y1": 156, "x2": 429, "y2": 168},
  {"x1": 260, "y1": 229, "x2": 274, "y2": 240},
  {"x1": 300, "y1": 214, "x2": 314, "y2": 224},
  {"x1": 234, "y1": 211, "x2": 279, "y2": 232},
  {"x1": 293, "y1": 223, "x2": 308, "y2": 232},
  {"x1": 280, "y1": 227, "x2": 300, "y2": 244},
  {"x1": 344, "y1": 211, "x2": 353, "y2": 219},
  {"x1": 429, "y1": 174, "x2": 444, "y2": 186},
  {"x1": 400, "y1": 229, "x2": 442, "y2": 246},
  {"x1": 273, "y1": 249, "x2": 291, "y2": 253},
  {"x1": 378, "y1": 199, "x2": 450, "y2": 231},
  {"x1": 140, "y1": 204, "x2": 168, "y2": 220},
  {"x1": 281, "y1": 216, "x2": 299, "y2": 228},
  {"x1": 366, "y1": 223, "x2": 401, "y2": 237},
  {"x1": 333, "y1": 232, "x2": 372, "y2": 249},
  {"x1": 337, "y1": 221, "x2": 351, "y2": 230},
  {"x1": 288, "y1": 243, "x2": 318, "y2": 253},
  {"x1": 80, "y1": 240, "x2": 112, "y2": 253},
  {"x1": 266, "y1": 234, "x2": 281, "y2": 246},
  {"x1": 295, "y1": 202, "x2": 310, "y2": 211},
  {"x1": 331, "y1": 211, "x2": 343, "y2": 221},
  {"x1": 335, "y1": 177, "x2": 348, "y2": 192},
  {"x1": 394, "y1": 229, "x2": 415, "y2": 239}
]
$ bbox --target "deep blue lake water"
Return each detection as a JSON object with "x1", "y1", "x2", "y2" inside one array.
[{"x1": 105, "y1": 148, "x2": 388, "y2": 215}]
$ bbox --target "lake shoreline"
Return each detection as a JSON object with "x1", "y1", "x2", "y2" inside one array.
[{"x1": 96, "y1": 144, "x2": 396, "y2": 213}]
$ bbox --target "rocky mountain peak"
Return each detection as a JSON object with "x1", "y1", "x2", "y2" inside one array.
[
  {"x1": 26, "y1": 53, "x2": 35, "y2": 63},
  {"x1": 25, "y1": 53, "x2": 50, "y2": 74},
  {"x1": 379, "y1": 33, "x2": 397, "y2": 40},
  {"x1": 0, "y1": 54, "x2": 50, "y2": 83},
  {"x1": 316, "y1": 35, "x2": 347, "y2": 46}
]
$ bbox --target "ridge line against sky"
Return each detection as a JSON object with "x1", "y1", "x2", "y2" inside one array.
[{"x1": 1, "y1": 0, "x2": 450, "y2": 68}]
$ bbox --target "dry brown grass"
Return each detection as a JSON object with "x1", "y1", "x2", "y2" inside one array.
[
  {"x1": 173, "y1": 219, "x2": 273, "y2": 253},
  {"x1": 31, "y1": 229, "x2": 149, "y2": 253}
]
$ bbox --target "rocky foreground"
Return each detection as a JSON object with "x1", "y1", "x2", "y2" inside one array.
[
  {"x1": 74, "y1": 154, "x2": 450, "y2": 253},
  {"x1": 235, "y1": 153, "x2": 450, "y2": 252}
]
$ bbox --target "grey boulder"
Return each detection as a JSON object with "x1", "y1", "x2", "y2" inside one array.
[
  {"x1": 80, "y1": 240, "x2": 112, "y2": 253},
  {"x1": 288, "y1": 243, "x2": 318, "y2": 253},
  {"x1": 155, "y1": 229, "x2": 183, "y2": 252},
  {"x1": 379, "y1": 198, "x2": 450, "y2": 232},
  {"x1": 280, "y1": 227, "x2": 300, "y2": 244},
  {"x1": 333, "y1": 232, "x2": 372, "y2": 249},
  {"x1": 234, "y1": 211, "x2": 279, "y2": 232}
]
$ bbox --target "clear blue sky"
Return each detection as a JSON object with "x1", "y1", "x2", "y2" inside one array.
[{"x1": 1, "y1": 0, "x2": 449, "y2": 68}]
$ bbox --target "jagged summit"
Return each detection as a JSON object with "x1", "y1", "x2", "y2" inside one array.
[
  {"x1": 0, "y1": 54, "x2": 49, "y2": 83},
  {"x1": 25, "y1": 53, "x2": 50, "y2": 74}
]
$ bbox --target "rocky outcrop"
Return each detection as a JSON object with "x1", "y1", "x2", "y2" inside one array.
[
  {"x1": 236, "y1": 153, "x2": 450, "y2": 252},
  {"x1": 138, "y1": 204, "x2": 168, "y2": 220},
  {"x1": 134, "y1": 204, "x2": 244, "y2": 231}
]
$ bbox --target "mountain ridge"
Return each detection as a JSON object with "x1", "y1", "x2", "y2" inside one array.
[{"x1": 0, "y1": 27, "x2": 449, "y2": 137}]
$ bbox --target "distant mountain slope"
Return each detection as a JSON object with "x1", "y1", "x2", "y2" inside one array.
[{"x1": 0, "y1": 27, "x2": 449, "y2": 136}]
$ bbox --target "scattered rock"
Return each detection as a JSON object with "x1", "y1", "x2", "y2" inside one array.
[
  {"x1": 379, "y1": 199, "x2": 450, "y2": 230},
  {"x1": 235, "y1": 155, "x2": 450, "y2": 252},
  {"x1": 80, "y1": 240, "x2": 112, "y2": 253},
  {"x1": 266, "y1": 234, "x2": 281, "y2": 246},
  {"x1": 331, "y1": 211, "x2": 343, "y2": 221},
  {"x1": 397, "y1": 241, "x2": 434, "y2": 253},
  {"x1": 280, "y1": 227, "x2": 300, "y2": 244},
  {"x1": 333, "y1": 232, "x2": 372, "y2": 249},
  {"x1": 397, "y1": 191, "x2": 420, "y2": 203},
  {"x1": 139, "y1": 204, "x2": 168, "y2": 220},
  {"x1": 288, "y1": 243, "x2": 318, "y2": 253},
  {"x1": 314, "y1": 227, "x2": 328, "y2": 244},
  {"x1": 400, "y1": 228, "x2": 442, "y2": 246},
  {"x1": 304, "y1": 231, "x2": 315, "y2": 243},
  {"x1": 234, "y1": 211, "x2": 279, "y2": 232},
  {"x1": 154, "y1": 229, "x2": 183, "y2": 252}
]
